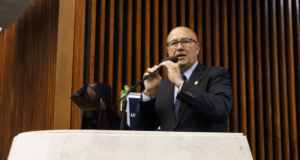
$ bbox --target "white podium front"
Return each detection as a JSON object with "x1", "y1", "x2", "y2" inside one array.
[{"x1": 8, "y1": 130, "x2": 253, "y2": 160}]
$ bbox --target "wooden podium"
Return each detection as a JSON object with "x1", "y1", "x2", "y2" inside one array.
[{"x1": 8, "y1": 130, "x2": 253, "y2": 160}]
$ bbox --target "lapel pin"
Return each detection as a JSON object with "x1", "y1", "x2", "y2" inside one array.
[{"x1": 194, "y1": 81, "x2": 198, "y2": 85}]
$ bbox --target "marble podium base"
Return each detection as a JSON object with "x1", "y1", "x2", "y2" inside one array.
[{"x1": 8, "y1": 130, "x2": 253, "y2": 160}]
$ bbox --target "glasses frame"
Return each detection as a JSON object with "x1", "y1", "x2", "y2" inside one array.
[{"x1": 167, "y1": 38, "x2": 198, "y2": 49}]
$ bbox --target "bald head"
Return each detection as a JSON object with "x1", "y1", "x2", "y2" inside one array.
[
  {"x1": 167, "y1": 26, "x2": 198, "y2": 43},
  {"x1": 166, "y1": 26, "x2": 200, "y2": 73}
]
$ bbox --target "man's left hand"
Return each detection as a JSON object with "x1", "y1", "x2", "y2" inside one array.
[{"x1": 159, "y1": 61, "x2": 183, "y2": 88}]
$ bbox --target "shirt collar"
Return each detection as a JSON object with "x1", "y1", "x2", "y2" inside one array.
[{"x1": 182, "y1": 61, "x2": 198, "y2": 81}]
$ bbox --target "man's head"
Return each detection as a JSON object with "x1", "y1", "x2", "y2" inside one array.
[{"x1": 167, "y1": 26, "x2": 200, "y2": 73}]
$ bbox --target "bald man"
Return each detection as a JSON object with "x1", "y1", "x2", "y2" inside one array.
[{"x1": 135, "y1": 27, "x2": 233, "y2": 132}]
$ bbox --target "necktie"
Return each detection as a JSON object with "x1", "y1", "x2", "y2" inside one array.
[{"x1": 174, "y1": 74, "x2": 187, "y2": 117}]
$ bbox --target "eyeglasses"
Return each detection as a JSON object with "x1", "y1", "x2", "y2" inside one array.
[{"x1": 167, "y1": 38, "x2": 198, "y2": 49}]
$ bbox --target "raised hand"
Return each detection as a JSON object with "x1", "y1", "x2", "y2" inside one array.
[
  {"x1": 159, "y1": 61, "x2": 183, "y2": 88},
  {"x1": 143, "y1": 65, "x2": 162, "y2": 98}
]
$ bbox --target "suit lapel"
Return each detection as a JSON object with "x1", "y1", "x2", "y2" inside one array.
[{"x1": 173, "y1": 62, "x2": 205, "y2": 129}]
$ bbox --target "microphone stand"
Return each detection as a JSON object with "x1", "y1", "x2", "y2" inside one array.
[{"x1": 120, "y1": 95, "x2": 127, "y2": 130}]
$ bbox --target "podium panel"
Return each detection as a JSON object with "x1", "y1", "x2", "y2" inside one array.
[{"x1": 8, "y1": 130, "x2": 253, "y2": 160}]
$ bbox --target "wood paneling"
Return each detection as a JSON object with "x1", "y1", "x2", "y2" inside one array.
[
  {"x1": 0, "y1": 0, "x2": 59, "y2": 159},
  {"x1": 71, "y1": 0, "x2": 86, "y2": 129},
  {"x1": 53, "y1": 0, "x2": 75, "y2": 129},
  {"x1": 253, "y1": 0, "x2": 265, "y2": 159},
  {"x1": 245, "y1": 0, "x2": 255, "y2": 158}
]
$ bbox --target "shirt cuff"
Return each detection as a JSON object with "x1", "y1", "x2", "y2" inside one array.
[
  {"x1": 141, "y1": 92, "x2": 154, "y2": 102},
  {"x1": 177, "y1": 81, "x2": 184, "y2": 93}
]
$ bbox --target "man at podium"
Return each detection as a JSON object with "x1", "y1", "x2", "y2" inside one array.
[{"x1": 135, "y1": 26, "x2": 233, "y2": 132}]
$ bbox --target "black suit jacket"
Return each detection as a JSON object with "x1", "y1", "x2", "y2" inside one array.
[{"x1": 135, "y1": 62, "x2": 233, "y2": 132}]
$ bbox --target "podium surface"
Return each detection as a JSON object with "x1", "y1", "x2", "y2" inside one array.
[{"x1": 8, "y1": 130, "x2": 253, "y2": 160}]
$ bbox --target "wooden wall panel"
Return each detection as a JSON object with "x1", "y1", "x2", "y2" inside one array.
[
  {"x1": 125, "y1": 0, "x2": 133, "y2": 86},
  {"x1": 162, "y1": 0, "x2": 168, "y2": 78},
  {"x1": 293, "y1": 0, "x2": 300, "y2": 156},
  {"x1": 74, "y1": 0, "x2": 300, "y2": 159},
  {"x1": 71, "y1": 0, "x2": 86, "y2": 129},
  {"x1": 277, "y1": 1, "x2": 290, "y2": 159},
  {"x1": 245, "y1": 0, "x2": 256, "y2": 158},
  {"x1": 0, "y1": 0, "x2": 59, "y2": 159},
  {"x1": 53, "y1": 0, "x2": 75, "y2": 129},
  {"x1": 204, "y1": 0, "x2": 211, "y2": 66},
  {"x1": 228, "y1": 0, "x2": 239, "y2": 133},
  {"x1": 285, "y1": 0, "x2": 299, "y2": 159},
  {"x1": 270, "y1": 1, "x2": 283, "y2": 159},
  {"x1": 196, "y1": 0, "x2": 203, "y2": 62},
  {"x1": 89, "y1": 0, "x2": 97, "y2": 83},
  {"x1": 253, "y1": 0, "x2": 265, "y2": 159},
  {"x1": 116, "y1": 0, "x2": 124, "y2": 115},
  {"x1": 98, "y1": 0, "x2": 106, "y2": 83},
  {"x1": 135, "y1": 0, "x2": 142, "y2": 92},
  {"x1": 261, "y1": 1, "x2": 274, "y2": 159}
]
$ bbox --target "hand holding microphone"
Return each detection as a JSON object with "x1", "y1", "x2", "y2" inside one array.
[{"x1": 143, "y1": 56, "x2": 179, "y2": 98}]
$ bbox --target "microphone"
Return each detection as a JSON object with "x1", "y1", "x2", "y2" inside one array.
[{"x1": 161, "y1": 56, "x2": 179, "y2": 63}]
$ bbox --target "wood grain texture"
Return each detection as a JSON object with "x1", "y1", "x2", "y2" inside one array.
[
  {"x1": 212, "y1": 0, "x2": 220, "y2": 66},
  {"x1": 145, "y1": 0, "x2": 150, "y2": 71},
  {"x1": 228, "y1": 0, "x2": 238, "y2": 133},
  {"x1": 0, "y1": 0, "x2": 59, "y2": 159},
  {"x1": 245, "y1": 0, "x2": 256, "y2": 158},
  {"x1": 270, "y1": 1, "x2": 282, "y2": 159},
  {"x1": 237, "y1": 0, "x2": 247, "y2": 137},
  {"x1": 221, "y1": 0, "x2": 228, "y2": 69},
  {"x1": 277, "y1": 0, "x2": 291, "y2": 159},
  {"x1": 154, "y1": 0, "x2": 159, "y2": 65},
  {"x1": 116, "y1": 0, "x2": 124, "y2": 114},
  {"x1": 108, "y1": 0, "x2": 115, "y2": 92},
  {"x1": 204, "y1": 0, "x2": 211, "y2": 66},
  {"x1": 180, "y1": 0, "x2": 185, "y2": 26},
  {"x1": 189, "y1": 0, "x2": 195, "y2": 30},
  {"x1": 71, "y1": 0, "x2": 86, "y2": 129},
  {"x1": 89, "y1": 0, "x2": 97, "y2": 83},
  {"x1": 196, "y1": 0, "x2": 203, "y2": 63},
  {"x1": 253, "y1": 0, "x2": 265, "y2": 159},
  {"x1": 98, "y1": 0, "x2": 106, "y2": 82},
  {"x1": 135, "y1": 0, "x2": 142, "y2": 92},
  {"x1": 261, "y1": 1, "x2": 274, "y2": 159},
  {"x1": 54, "y1": 0, "x2": 75, "y2": 129},
  {"x1": 285, "y1": 0, "x2": 299, "y2": 159},
  {"x1": 162, "y1": 0, "x2": 168, "y2": 79},
  {"x1": 293, "y1": 0, "x2": 300, "y2": 157},
  {"x1": 126, "y1": 0, "x2": 133, "y2": 86}
]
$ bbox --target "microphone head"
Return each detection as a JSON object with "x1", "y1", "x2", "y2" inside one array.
[{"x1": 161, "y1": 56, "x2": 178, "y2": 63}]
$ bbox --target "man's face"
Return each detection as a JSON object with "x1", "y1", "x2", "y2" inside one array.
[{"x1": 167, "y1": 27, "x2": 199, "y2": 72}]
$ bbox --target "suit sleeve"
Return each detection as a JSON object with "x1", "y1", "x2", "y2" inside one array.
[
  {"x1": 135, "y1": 97, "x2": 159, "y2": 130},
  {"x1": 177, "y1": 67, "x2": 233, "y2": 123}
]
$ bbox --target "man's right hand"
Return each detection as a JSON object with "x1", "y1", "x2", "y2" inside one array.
[{"x1": 143, "y1": 65, "x2": 162, "y2": 98}]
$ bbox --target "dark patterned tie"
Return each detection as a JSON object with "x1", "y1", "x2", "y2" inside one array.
[{"x1": 174, "y1": 74, "x2": 187, "y2": 117}]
